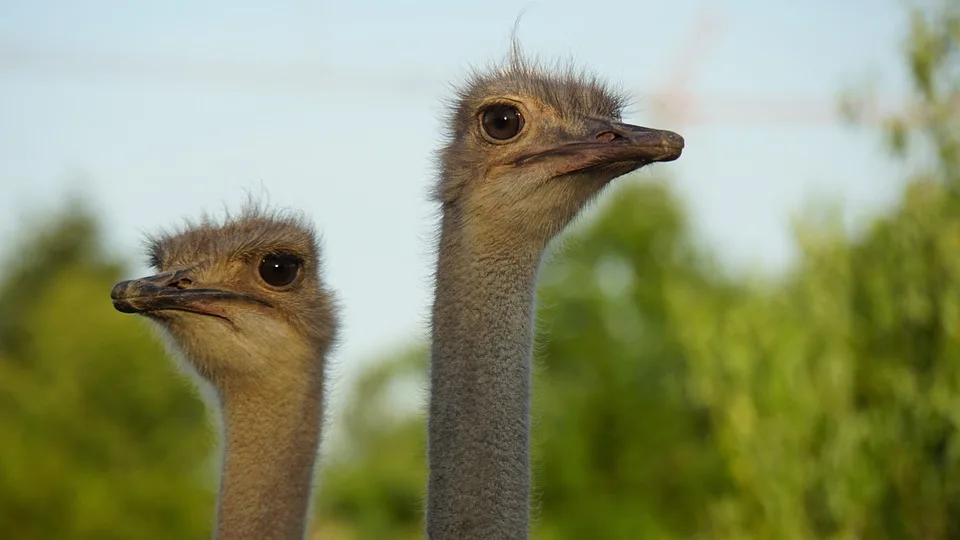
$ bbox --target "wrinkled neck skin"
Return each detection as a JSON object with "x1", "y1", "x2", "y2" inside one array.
[
  {"x1": 427, "y1": 208, "x2": 547, "y2": 540},
  {"x1": 211, "y1": 360, "x2": 325, "y2": 540}
]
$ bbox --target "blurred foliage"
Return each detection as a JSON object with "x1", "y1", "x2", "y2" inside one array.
[
  {"x1": 0, "y1": 201, "x2": 215, "y2": 539},
  {"x1": 2, "y1": 1, "x2": 960, "y2": 539},
  {"x1": 315, "y1": 348, "x2": 427, "y2": 539}
]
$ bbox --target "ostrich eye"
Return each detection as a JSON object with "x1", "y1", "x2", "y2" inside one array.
[
  {"x1": 258, "y1": 253, "x2": 301, "y2": 287},
  {"x1": 481, "y1": 104, "x2": 524, "y2": 141}
]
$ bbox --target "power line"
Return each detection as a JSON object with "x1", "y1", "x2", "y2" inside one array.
[
  {"x1": 0, "y1": 41, "x2": 438, "y2": 97},
  {"x1": 0, "y1": 22, "x2": 931, "y2": 129}
]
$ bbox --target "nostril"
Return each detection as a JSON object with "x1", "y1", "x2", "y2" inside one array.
[
  {"x1": 168, "y1": 277, "x2": 192, "y2": 289},
  {"x1": 596, "y1": 131, "x2": 625, "y2": 143}
]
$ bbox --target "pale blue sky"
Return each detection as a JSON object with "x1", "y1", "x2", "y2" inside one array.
[{"x1": 0, "y1": 1, "x2": 910, "y2": 386}]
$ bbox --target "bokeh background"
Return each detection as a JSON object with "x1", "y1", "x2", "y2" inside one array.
[{"x1": 2, "y1": 0, "x2": 959, "y2": 538}]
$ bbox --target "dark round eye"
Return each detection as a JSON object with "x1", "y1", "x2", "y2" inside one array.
[
  {"x1": 258, "y1": 253, "x2": 301, "y2": 287},
  {"x1": 480, "y1": 104, "x2": 524, "y2": 141}
]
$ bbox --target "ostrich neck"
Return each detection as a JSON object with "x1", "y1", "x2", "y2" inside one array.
[
  {"x1": 214, "y1": 372, "x2": 324, "y2": 540},
  {"x1": 427, "y1": 211, "x2": 543, "y2": 539}
]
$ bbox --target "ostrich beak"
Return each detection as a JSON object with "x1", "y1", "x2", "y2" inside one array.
[
  {"x1": 515, "y1": 119, "x2": 684, "y2": 175},
  {"x1": 111, "y1": 269, "x2": 267, "y2": 317}
]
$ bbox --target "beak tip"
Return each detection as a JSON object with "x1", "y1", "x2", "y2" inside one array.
[
  {"x1": 664, "y1": 131, "x2": 684, "y2": 148},
  {"x1": 110, "y1": 280, "x2": 129, "y2": 301},
  {"x1": 111, "y1": 280, "x2": 141, "y2": 314},
  {"x1": 657, "y1": 130, "x2": 684, "y2": 162}
]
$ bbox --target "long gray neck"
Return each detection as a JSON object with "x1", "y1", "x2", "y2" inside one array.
[
  {"x1": 427, "y1": 210, "x2": 543, "y2": 539},
  {"x1": 214, "y1": 373, "x2": 324, "y2": 540}
]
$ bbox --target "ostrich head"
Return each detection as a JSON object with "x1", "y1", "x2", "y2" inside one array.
[
  {"x1": 110, "y1": 206, "x2": 338, "y2": 389},
  {"x1": 435, "y1": 50, "x2": 684, "y2": 249}
]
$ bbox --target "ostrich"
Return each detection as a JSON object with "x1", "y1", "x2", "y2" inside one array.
[
  {"x1": 110, "y1": 206, "x2": 338, "y2": 540},
  {"x1": 426, "y1": 49, "x2": 684, "y2": 538}
]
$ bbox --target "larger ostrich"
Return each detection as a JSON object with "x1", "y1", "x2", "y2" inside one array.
[{"x1": 427, "y1": 49, "x2": 684, "y2": 539}]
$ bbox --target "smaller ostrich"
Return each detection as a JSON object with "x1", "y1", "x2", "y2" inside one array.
[{"x1": 111, "y1": 205, "x2": 339, "y2": 540}]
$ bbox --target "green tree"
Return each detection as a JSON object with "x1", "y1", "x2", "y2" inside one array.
[
  {"x1": 314, "y1": 347, "x2": 427, "y2": 539},
  {"x1": 531, "y1": 180, "x2": 732, "y2": 539},
  {"x1": 670, "y1": 2, "x2": 960, "y2": 538},
  {"x1": 0, "y1": 201, "x2": 214, "y2": 539}
]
